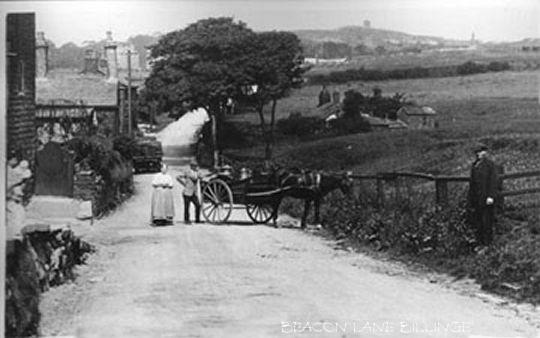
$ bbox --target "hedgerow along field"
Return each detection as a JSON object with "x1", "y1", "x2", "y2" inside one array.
[
  {"x1": 222, "y1": 68, "x2": 540, "y2": 304},
  {"x1": 307, "y1": 48, "x2": 540, "y2": 75}
]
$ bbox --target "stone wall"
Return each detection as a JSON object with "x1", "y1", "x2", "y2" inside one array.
[{"x1": 5, "y1": 225, "x2": 94, "y2": 337}]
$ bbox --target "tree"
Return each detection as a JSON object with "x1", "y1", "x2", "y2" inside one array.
[
  {"x1": 143, "y1": 17, "x2": 257, "y2": 165},
  {"x1": 241, "y1": 31, "x2": 306, "y2": 160}
]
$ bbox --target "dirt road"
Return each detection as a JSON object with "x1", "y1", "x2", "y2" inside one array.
[
  {"x1": 37, "y1": 165, "x2": 538, "y2": 338},
  {"x1": 38, "y1": 112, "x2": 538, "y2": 338}
]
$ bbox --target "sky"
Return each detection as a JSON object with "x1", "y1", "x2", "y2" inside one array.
[{"x1": 1, "y1": 0, "x2": 538, "y2": 46}]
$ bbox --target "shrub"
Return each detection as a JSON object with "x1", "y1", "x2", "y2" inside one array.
[
  {"x1": 276, "y1": 114, "x2": 325, "y2": 137},
  {"x1": 112, "y1": 135, "x2": 137, "y2": 160},
  {"x1": 307, "y1": 60, "x2": 505, "y2": 85},
  {"x1": 329, "y1": 116, "x2": 371, "y2": 134},
  {"x1": 456, "y1": 61, "x2": 487, "y2": 75}
]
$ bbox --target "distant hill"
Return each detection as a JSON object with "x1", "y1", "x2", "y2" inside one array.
[
  {"x1": 294, "y1": 26, "x2": 466, "y2": 47},
  {"x1": 294, "y1": 26, "x2": 473, "y2": 58}
]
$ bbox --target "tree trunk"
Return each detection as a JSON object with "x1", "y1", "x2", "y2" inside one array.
[
  {"x1": 265, "y1": 99, "x2": 278, "y2": 161},
  {"x1": 257, "y1": 102, "x2": 270, "y2": 160},
  {"x1": 211, "y1": 114, "x2": 218, "y2": 168}
]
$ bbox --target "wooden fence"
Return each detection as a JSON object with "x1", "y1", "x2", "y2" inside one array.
[{"x1": 349, "y1": 169, "x2": 540, "y2": 208}]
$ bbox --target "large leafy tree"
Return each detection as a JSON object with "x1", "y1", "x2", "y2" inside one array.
[
  {"x1": 144, "y1": 18, "x2": 306, "y2": 163},
  {"x1": 242, "y1": 31, "x2": 306, "y2": 160},
  {"x1": 144, "y1": 17, "x2": 257, "y2": 165},
  {"x1": 145, "y1": 17, "x2": 255, "y2": 116}
]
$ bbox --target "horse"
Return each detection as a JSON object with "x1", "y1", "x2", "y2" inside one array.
[{"x1": 271, "y1": 168, "x2": 354, "y2": 229}]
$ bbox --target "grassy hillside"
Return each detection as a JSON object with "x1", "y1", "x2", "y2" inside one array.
[
  {"x1": 222, "y1": 65, "x2": 540, "y2": 303},
  {"x1": 226, "y1": 70, "x2": 538, "y2": 125}
]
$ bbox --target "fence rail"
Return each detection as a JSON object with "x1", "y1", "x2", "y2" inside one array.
[{"x1": 349, "y1": 169, "x2": 540, "y2": 207}]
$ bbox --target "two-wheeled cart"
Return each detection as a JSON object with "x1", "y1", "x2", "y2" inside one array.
[{"x1": 200, "y1": 171, "x2": 285, "y2": 224}]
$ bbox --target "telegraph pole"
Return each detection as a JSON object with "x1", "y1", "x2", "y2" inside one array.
[{"x1": 127, "y1": 49, "x2": 132, "y2": 136}]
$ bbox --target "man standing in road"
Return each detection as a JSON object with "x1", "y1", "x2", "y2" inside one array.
[
  {"x1": 177, "y1": 159, "x2": 203, "y2": 224},
  {"x1": 468, "y1": 144, "x2": 499, "y2": 247}
]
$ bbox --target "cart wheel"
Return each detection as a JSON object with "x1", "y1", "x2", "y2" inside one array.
[
  {"x1": 246, "y1": 203, "x2": 274, "y2": 224},
  {"x1": 201, "y1": 179, "x2": 233, "y2": 224}
]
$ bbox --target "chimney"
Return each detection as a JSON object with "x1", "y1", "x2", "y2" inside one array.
[
  {"x1": 81, "y1": 48, "x2": 104, "y2": 75},
  {"x1": 36, "y1": 31, "x2": 48, "y2": 78},
  {"x1": 145, "y1": 46, "x2": 153, "y2": 70},
  {"x1": 104, "y1": 31, "x2": 118, "y2": 81}
]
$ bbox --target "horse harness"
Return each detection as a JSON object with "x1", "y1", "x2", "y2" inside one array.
[{"x1": 280, "y1": 170, "x2": 322, "y2": 191}]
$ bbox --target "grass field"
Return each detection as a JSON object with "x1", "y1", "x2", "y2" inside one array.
[
  {"x1": 227, "y1": 70, "x2": 538, "y2": 126},
  {"x1": 225, "y1": 69, "x2": 539, "y2": 176},
  {"x1": 307, "y1": 49, "x2": 540, "y2": 74}
]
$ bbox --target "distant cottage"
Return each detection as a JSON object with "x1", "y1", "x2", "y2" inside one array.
[{"x1": 396, "y1": 106, "x2": 437, "y2": 129}]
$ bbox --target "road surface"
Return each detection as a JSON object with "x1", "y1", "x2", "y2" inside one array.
[{"x1": 38, "y1": 113, "x2": 538, "y2": 338}]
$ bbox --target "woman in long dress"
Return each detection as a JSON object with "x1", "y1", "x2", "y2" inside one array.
[{"x1": 151, "y1": 164, "x2": 175, "y2": 225}]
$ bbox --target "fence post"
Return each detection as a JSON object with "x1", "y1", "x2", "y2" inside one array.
[
  {"x1": 435, "y1": 178, "x2": 448, "y2": 207},
  {"x1": 376, "y1": 175, "x2": 384, "y2": 208},
  {"x1": 496, "y1": 164, "x2": 504, "y2": 212}
]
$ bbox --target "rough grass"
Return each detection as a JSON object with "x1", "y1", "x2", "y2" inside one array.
[{"x1": 226, "y1": 70, "x2": 538, "y2": 125}]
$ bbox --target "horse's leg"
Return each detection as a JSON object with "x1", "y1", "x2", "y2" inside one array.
[
  {"x1": 314, "y1": 197, "x2": 321, "y2": 227},
  {"x1": 272, "y1": 197, "x2": 281, "y2": 228},
  {"x1": 302, "y1": 199, "x2": 311, "y2": 229}
]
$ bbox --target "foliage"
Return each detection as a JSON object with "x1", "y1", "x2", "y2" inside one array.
[
  {"x1": 329, "y1": 116, "x2": 371, "y2": 134},
  {"x1": 112, "y1": 135, "x2": 137, "y2": 160},
  {"x1": 241, "y1": 30, "x2": 306, "y2": 159},
  {"x1": 307, "y1": 61, "x2": 511, "y2": 85},
  {"x1": 341, "y1": 89, "x2": 364, "y2": 119},
  {"x1": 144, "y1": 17, "x2": 256, "y2": 116},
  {"x1": 472, "y1": 217, "x2": 540, "y2": 303},
  {"x1": 66, "y1": 135, "x2": 134, "y2": 215},
  {"x1": 144, "y1": 18, "x2": 307, "y2": 161},
  {"x1": 276, "y1": 113, "x2": 325, "y2": 137},
  {"x1": 341, "y1": 88, "x2": 409, "y2": 119},
  {"x1": 49, "y1": 42, "x2": 86, "y2": 69}
]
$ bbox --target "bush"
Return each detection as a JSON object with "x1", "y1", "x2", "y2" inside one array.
[
  {"x1": 307, "y1": 60, "x2": 506, "y2": 85},
  {"x1": 112, "y1": 135, "x2": 137, "y2": 160},
  {"x1": 66, "y1": 135, "x2": 134, "y2": 216},
  {"x1": 472, "y1": 219, "x2": 540, "y2": 302},
  {"x1": 314, "y1": 181, "x2": 540, "y2": 303},
  {"x1": 276, "y1": 113, "x2": 325, "y2": 137},
  {"x1": 329, "y1": 116, "x2": 371, "y2": 134}
]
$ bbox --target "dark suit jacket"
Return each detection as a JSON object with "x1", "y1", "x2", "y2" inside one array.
[{"x1": 468, "y1": 157, "x2": 499, "y2": 208}]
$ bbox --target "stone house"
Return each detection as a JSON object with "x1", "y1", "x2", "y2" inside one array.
[
  {"x1": 35, "y1": 31, "x2": 142, "y2": 140},
  {"x1": 396, "y1": 106, "x2": 437, "y2": 129}
]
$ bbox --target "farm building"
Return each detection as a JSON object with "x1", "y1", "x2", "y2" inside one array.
[
  {"x1": 396, "y1": 106, "x2": 437, "y2": 129},
  {"x1": 6, "y1": 13, "x2": 37, "y2": 163},
  {"x1": 361, "y1": 113, "x2": 407, "y2": 130},
  {"x1": 35, "y1": 31, "x2": 144, "y2": 141}
]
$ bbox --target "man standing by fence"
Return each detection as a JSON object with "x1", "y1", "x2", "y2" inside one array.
[{"x1": 468, "y1": 144, "x2": 499, "y2": 247}]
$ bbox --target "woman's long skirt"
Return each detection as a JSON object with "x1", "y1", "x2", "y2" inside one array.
[{"x1": 151, "y1": 187, "x2": 175, "y2": 222}]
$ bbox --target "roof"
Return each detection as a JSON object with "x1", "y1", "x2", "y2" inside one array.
[
  {"x1": 360, "y1": 113, "x2": 407, "y2": 129},
  {"x1": 318, "y1": 102, "x2": 342, "y2": 120},
  {"x1": 397, "y1": 106, "x2": 437, "y2": 116},
  {"x1": 36, "y1": 69, "x2": 118, "y2": 106}
]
